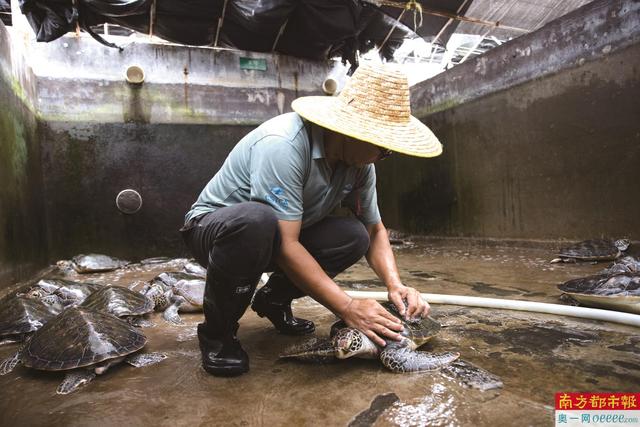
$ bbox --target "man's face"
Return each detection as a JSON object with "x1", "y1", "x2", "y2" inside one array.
[{"x1": 341, "y1": 135, "x2": 386, "y2": 168}]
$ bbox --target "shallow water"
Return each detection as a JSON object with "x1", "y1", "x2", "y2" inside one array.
[{"x1": 0, "y1": 240, "x2": 638, "y2": 426}]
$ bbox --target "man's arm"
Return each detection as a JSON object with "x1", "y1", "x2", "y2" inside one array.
[
  {"x1": 365, "y1": 222, "x2": 430, "y2": 319},
  {"x1": 275, "y1": 220, "x2": 404, "y2": 346}
]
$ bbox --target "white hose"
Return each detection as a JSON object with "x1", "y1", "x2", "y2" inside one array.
[{"x1": 344, "y1": 291, "x2": 640, "y2": 328}]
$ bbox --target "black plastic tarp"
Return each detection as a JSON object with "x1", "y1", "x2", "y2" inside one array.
[{"x1": 15, "y1": 0, "x2": 467, "y2": 64}]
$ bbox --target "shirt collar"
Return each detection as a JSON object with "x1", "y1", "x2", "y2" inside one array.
[{"x1": 310, "y1": 122, "x2": 326, "y2": 160}]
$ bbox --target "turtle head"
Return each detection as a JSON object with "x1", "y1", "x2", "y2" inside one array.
[
  {"x1": 143, "y1": 283, "x2": 171, "y2": 310},
  {"x1": 25, "y1": 287, "x2": 48, "y2": 299},
  {"x1": 333, "y1": 328, "x2": 367, "y2": 359},
  {"x1": 615, "y1": 239, "x2": 630, "y2": 252}
]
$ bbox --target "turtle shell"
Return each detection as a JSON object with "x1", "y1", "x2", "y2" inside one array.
[
  {"x1": 557, "y1": 239, "x2": 624, "y2": 261},
  {"x1": 380, "y1": 301, "x2": 441, "y2": 346},
  {"x1": 140, "y1": 257, "x2": 171, "y2": 265},
  {"x1": 80, "y1": 286, "x2": 154, "y2": 317},
  {"x1": 22, "y1": 307, "x2": 146, "y2": 371},
  {"x1": 0, "y1": 295, "x2": 63, "y2": 338},
  {"x1": 330, "y1": 301, "x2": 441, "y2": 348},
  {"x1": 72, "y1": 254, "x2": 130, "y2": 273}
]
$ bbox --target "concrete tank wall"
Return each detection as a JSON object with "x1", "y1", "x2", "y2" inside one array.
[
  {"x1": 0, "y1": 22, "x2": 48, "y2": 284},
  {"x1": 1, "y1": 27, "x2": 334, "y2": 267},
  {"x1": 378, "y1": 0, "x2": 640, "y2": 241}
]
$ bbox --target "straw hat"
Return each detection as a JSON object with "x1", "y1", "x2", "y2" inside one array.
[{"x1": 291, "y1": 62, "x2": 442, "y2": 158}]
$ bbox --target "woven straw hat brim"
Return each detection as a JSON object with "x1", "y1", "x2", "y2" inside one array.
[{"x1": 292, "y1": 96, "x2": 443, "y2": 158}]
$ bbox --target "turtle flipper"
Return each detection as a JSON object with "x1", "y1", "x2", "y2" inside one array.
[
  {"x1": 0, "y1": 350, "x2": 22, "y2": 375},
  {"x1": 279, "y1": 337, "x2": 338, "y2": 363},
  {"x1": 379, "y1": 347, "x2": 459, "y2": 373},
  {"x1": 162, "y1": 297, "x2": 186, "y2": 324},
  {"x1": 57, "y1": 370, "x2": 96, "y2": 394},
  {"x1": 127, "y1": 316, "x2": 155, "y2": 328},
  {"x1": 0, "y1": 335, "x2": 23, "y2": 346},
  {"x1": 125, "y1": 352, "x2": 167, "y2": 367},
  {"x1": 441, "y1": 359, "x2": 503, "y2": 391}
]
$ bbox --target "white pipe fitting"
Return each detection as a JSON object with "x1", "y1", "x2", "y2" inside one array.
[
  {"x1": 322, "y1": 78, "x2": 338, "y2": 95},
  {"x1": 125, "y1": 65, "x2": 145, "y2": 85}
]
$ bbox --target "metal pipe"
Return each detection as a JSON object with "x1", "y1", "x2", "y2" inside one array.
[
  {"x1": 420, "y1": 5, "x2": 527, "y2": 33},
  {"x1": 344, "y1": 291, "x2": 640, "y2": 328}
]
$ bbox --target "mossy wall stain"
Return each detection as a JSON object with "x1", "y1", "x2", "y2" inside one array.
[
  {"x1": 0, "y1": 112, "x2": 28, "y2": 194},
  {"x1": 0, "y1": 74, "x2": 47, "y2": 286}
]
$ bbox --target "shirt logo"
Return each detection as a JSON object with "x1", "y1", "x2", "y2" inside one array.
[
  {"x1": 342, "y1": 183, "x2": 353, "y2": 194},
  {"x1": 265, "y1": 186, "x2": 289, "y2": 212}
]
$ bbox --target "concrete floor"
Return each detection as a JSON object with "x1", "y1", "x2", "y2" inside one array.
[{"x1": 0, "y1": 239, "x2": 638, "y2": 426}]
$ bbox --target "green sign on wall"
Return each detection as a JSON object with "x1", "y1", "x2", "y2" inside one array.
[{"x1": 239, "y1": 57, "x2": 267, "y2": 71}]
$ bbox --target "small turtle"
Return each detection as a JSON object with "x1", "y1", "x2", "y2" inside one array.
[
  {"x1": 558, "y1": 273, "x2": 640, "y2": 313},
  {"x1": 80, "y1": 286, "x2": 154, "y2": 325},
  {"x1": 57, "y1": 254, "x2": 130, "y2": 274},
  {"x1": 0, "y1": 294, "x2": 63, "y2": 344},
  {"x1": 550, "y1": 239, "x2": 630, "y2": 263},
  {"x1": 281, "y1": 302, "x2": 459, "y2": 373},
  {"x1": 141, "y1": 272, "x2": 205, "y2": 324},
  {"x1": 0, "y1": 307, "x2": 166, "y2": 394}
]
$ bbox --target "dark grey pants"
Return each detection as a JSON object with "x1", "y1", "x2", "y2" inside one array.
[{"x1": 180, "y1": 201, "x2": 370, "y2": 304}]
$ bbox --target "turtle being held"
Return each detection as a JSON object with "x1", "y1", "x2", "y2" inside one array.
[
  {"x1": 0, "y1": 307, "x2": 166, "y2": 394},
  {"x1": 550, "y1": 239, "x2": 630, "y2": 263},
  {"x1": 141, "y1": 272, "x2": 205, "y2": 324},
  {"x1": 281, "y1": 301, "x2": 459, "y2": 373}
]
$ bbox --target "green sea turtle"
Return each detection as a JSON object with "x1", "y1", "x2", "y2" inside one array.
[
  {"x1": 141, "y1": 272, "x2": 205, "y2": 324},
  {"x1": 22, "y1": 278, "x2": 102, "y2": 307},
  {"x1": 57, "y1": 254, "x2": 130, "y2": 274},
  {"x1": 558, "y1": 273, "x2": 640, "y2": 314},
  {"x1": 280, "y1": 302, "x2": 459, "y2": 373},
  {"x1": 550, "y1": 239, "x2": 630, "y2": 263},
  {"x1": 0, "y1": 307, "x2": 166, "y2": 394},
  {"x1": 80, "y1": 286, "x2": 154, "y2": 325}
]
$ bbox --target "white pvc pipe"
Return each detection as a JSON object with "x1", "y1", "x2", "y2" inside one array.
[{"x1": 344, "y1": 291, "x2": 640, "y2": 328}]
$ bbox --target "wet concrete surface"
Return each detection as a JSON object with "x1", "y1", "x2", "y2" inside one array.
[{"x1": 0, "y1": 239, "x2": 638, "y2": 426}]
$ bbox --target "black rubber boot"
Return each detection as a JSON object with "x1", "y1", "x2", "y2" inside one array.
[
  {"x1": 251, "y1": 273, "x2": 315, "y2": 336},
  {"x1": 198, "y1": 324, "x2": 248, "y2": 376},
  {"x1": 198, "y1": 266, "x2": 259, "y2": 377}
]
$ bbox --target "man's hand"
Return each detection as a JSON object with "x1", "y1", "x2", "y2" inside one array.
[
  {"x1": 388, "y1": 284, "x2": 430, "y2": 319},
  {"x1": 340, "y1": 299, "x2": 404, "y2": 347}
]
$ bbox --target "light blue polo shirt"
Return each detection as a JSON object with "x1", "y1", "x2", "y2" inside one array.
[{"x1": 185, "y1": 112, "x2": 381, "y2": 228}]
